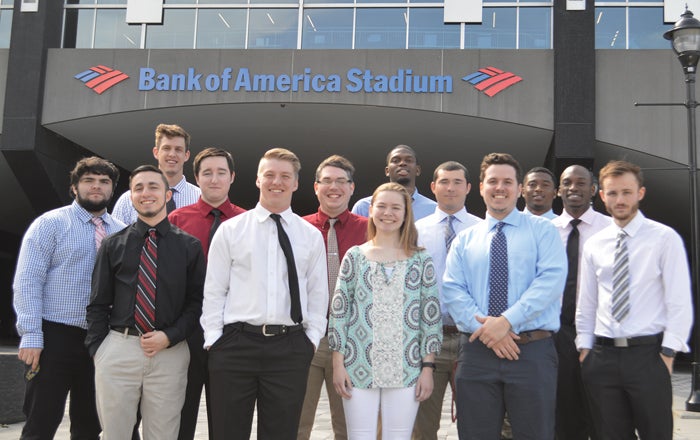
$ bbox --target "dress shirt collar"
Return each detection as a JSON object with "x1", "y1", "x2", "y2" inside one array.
[
  {"x1": 170, "y1": 175, "x2": 189, "y2": 193},
  {"x1": 617, "y1": 210, "x2": 645, "y2": 238},
  {"x1": 558, "y1": 206, "x2": 599, "y2": 226},
  {"x1": 71, "y1": 200, "x2": 118, "y2": 227},
  {"x1": 524, "y1": 207, "x2": 555, "y2": 218},
  {"x1": 253, "y1": 203, "x2": 294, "y2": 224},
  {"x1": 135, "y1": 217, "x2": 171, "y2": 238},
  {"x1": 314, "y1": 208, "x2": 352, "y2": 226},
  {"x1": 486, "y1": 208, "x2": 521, "y2": 230},
  {"x1": 194, "y1": 197, "x2": 237, "y2": 219},
  {"x1": 428, "y1": 207, "x2": 471, "y2": 225}
]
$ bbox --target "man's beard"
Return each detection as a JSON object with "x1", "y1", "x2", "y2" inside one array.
[{"x1": 77, "y1": 194, "x2": 110, "y2": 212}]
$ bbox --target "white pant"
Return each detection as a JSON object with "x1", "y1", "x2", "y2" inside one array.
[
  {"x1": 94, "y1": 330, "x2": 189, "y2": 440},
  {"x1": 342, "y1": 386, "x2": 419, "y2": 440}
]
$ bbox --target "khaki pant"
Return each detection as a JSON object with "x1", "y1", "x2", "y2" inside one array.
[
  {"x1": 94, "y1": 330, "x2": 189, "y2": 440},
  {"x1": 297, "y1": 335, "x2": 348, "y2": 440},
  {"x1": 412, "y1": 332, "x2": 459, "y2": 440}
]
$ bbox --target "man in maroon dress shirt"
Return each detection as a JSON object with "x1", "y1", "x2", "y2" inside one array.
[
  {"x1": 168, "y1": 147, "x2": 246, "y2": 440},
  {"x1": 298, "y1": 155, "x2": 368, "y2": 440}
]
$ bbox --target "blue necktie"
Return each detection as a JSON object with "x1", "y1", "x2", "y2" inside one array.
[
  {"x1": 488, "y1": 222, "x2": 508, "y2": 316},
  {"x1": 445, "y1": 215, "x2": 456, "y2": 250}
]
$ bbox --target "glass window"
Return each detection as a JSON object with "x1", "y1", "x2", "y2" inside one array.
[
  {"x1": 199, "y1": 0, "x2": 247, "y2": 3},
  {"x1": 356, "y1": 8, "x2": 407, "y2": 49},
  {"x1": 146, "y1": 9, "x2": 195, "y2": 48},
  {"x1": 519, "y1": 7, "x2": 550, "y2": 48},
  {"x1": 595, "y1": 7, "x2": 625, "y2": 49},
  {"x1": 1, "y1": 0, "x2": 13, "y2": 4},
  {"x1": 97, "y1": 0, "x2": 127, "y2": 4},
  {"x1": 164, "y1": 0, "x2": 195, "y2": 4},
  {"x1": 67, "y1": 0, "x2": 96, "y2": 4},
  {"x1": 94, "y1": 9, "x2": 141, "y2": 48},
  {"x1": 408, "y1": 8, "x2": 460, "y2": 49},
  {"x1": 465, "y1": 7, "x2": 516, "y2": 48},
  {"x1": 251, "y1": 0, "x2": 298, "y2": 3},
  {"x1": 248, "y1": 9, "x2": 298, "y2": 49},
  {"x1": 66, "y1": 8, "x2": 95, "y2": 48},
  {"x1": 0, "y1": 10, "x2": 11, "y2": 48},
  {"x1": 197, "y1": 9, "x2": 247, "y2": 48},
  {"x1": 304, "y1": 0, "x2": 352, "y2": 3},
  {"x1": 629, "y1": 7, "x2": 667, "y2": 49},
  {"x1": 410, "y1": 0, "x2": 442, "y2": 3},
  {"x1": 357, "y1": 0, "x2": 404, "y2": 2},
  {"x1": 302, "y1": 8, "x2": 353, "y2": 49}
]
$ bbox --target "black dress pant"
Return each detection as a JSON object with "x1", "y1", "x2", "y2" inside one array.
[
  {"x1": 581, "y1": 342, "x2": 672, "y2": 440},
  {"x1": 21, "y1": 320, "x2": 101, "y2": 440},
  {"x1": 207, "y1": 325, "x2": 315, "y2": 440},
  {"x1": 553, "y1": 324, "x2": 598, "y2": 440},
  {"x1": 178, "y1": 326, "x2": 212, "y2": 440}
]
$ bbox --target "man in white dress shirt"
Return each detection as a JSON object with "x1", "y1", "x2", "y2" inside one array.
[
  {"x1": 551, "y1": 165, "x2": 610, "y2": 440},
  {"x1": 414, "y1": 161, "x2": 481, "y2": 439},
  {"x1": 576, "y1": 160, "x2": 693, "y2": 440},
  {"x1": 201, "y1": 148, "x2": 328, "y2": 440}
]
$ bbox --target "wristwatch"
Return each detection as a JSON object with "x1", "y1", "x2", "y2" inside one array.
[
  {"x1": 660, "y1": 346, "x2": 676, "y2": 358},
  {"x1": 421, "y1": 361, "x2": 436, "y2": 371}
]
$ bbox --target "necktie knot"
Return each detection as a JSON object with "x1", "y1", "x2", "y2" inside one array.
[
  {"x1": 91, "y1": 217, "x2": 103, "y2": 227},
  {"x1": 570, "y1": 218, "x2": 582, "y2": 229},
  {"x1": 147, "y1": 228, "x2": 157, "y2": 239},
  {"x1": 617, "y1": 229, "x2": 627, "y2": 243},
  {"x1": 328, "y1": 218, "x2": 338, "y2": 227},
  {"x1": 495, "y1": 221, "x2": 505, "y2": 233},
  {"x1": 211, "y1": 208, "x2": 221, "y2": 219}
]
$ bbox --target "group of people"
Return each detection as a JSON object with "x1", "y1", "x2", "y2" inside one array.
[{"x1": 12, "y1": 122, "x2": 694, "y2": 440}]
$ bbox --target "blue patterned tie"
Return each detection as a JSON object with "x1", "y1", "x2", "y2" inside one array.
[
  {"x1": 488, "y1": 222, "x2": 508, "y2": 316},
  {"x1": 445, "y1": 215, "x2": 456, "y2": 250}
]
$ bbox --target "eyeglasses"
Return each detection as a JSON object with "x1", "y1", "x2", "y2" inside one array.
[{"x1": 316, "y1": 178, "x2": 352, "y2": 186}]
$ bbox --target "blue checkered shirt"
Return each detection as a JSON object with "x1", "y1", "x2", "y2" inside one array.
[
  {"x1": 112, "y1": 175, "x2": 200, "y2": 224},
  {"x1": 13, "y1": 201, "x2": 126, "y2": 349}
]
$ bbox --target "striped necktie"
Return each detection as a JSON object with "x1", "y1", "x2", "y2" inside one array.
[
  {"x1": 612, "y1": 229, "x2": 630, "y2": 322},
  {"x1": 91, "y1": 216, "x2": 106, "y2": 250},
  {"x1": 445, "y1": 215, "x2": 456, "y2": 250},
  {"x1": 134, "y1": 228, "x2": 158, "y2": 334}
]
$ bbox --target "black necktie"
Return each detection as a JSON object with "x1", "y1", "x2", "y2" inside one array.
[
  {"x1": 166, "y1": 188, "x2": 176, "y2": 214},
  {"x1": 270, "y1": 213, "x2": 302, "y2": 323},
  {"x1": 209, "y1": 208, "x2": 222, "y2": 245},
  {"x1": 561, "y1": 218, "x2": 582, "y2": 326}
]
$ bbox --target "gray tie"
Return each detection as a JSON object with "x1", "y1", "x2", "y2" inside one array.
[
  {"x1": 611, "y1": 230, "x2": 630, "y2": 322},
  {"x1": 445, "y1": 215, "x2": 456, "y2": 250},
  {"x1": 327, "y1": 218, "x2": 340, "y2": 295}
]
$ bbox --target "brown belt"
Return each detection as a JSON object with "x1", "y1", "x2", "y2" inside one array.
[
  {"x1": 461, "y1": 329, "x2": 553, "y2": 345},
  {"x1": 443, "y1": 325, "x2": 460, "y2": 335}
]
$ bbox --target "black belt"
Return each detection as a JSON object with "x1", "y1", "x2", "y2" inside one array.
[
  {"x1": 443, "y1": 325, "x2": 460, "y2": 335},
  {"x1": 226, "y1": 322, "x2": 303, "y2": 336},
  {"x1": 595, "y1": 333, "x2": 661, "y2": 348},
  {"x1": 111, "y1": 326, "x2": 141, "y2": 336}
]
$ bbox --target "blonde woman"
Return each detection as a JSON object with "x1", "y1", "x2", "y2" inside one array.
[{"x1": 329, "y1": 182, "x2": 443, "y2": 439}]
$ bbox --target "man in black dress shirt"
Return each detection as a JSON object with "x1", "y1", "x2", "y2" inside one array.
[{"x1": 86, "y1": 165, "x2": 205, "y2": 439}]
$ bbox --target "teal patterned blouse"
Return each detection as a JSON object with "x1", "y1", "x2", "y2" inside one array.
[{"x1": 328, "y1": 246, "x2": 443, "y2": 389}]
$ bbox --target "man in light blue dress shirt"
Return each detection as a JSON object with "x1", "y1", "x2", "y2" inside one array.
[
  {"x1": 414, "y1": 161, "x2": 482, "y2": 439},
  {"x1": 521, "y1": 167, "x2": 558, "y2": 220},
  {"x1": 443, "y1": 153, "x2": 567, "y2": 439},
  {"x1": 351, "y1": 144, "x2": 436, "y2": 220},
  {"x1": 13, "y1": 157, "x2": 126, "y2": 439}
]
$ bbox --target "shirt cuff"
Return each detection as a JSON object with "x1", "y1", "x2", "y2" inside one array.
[
  {"x1": 19, "y1": 333, "x2": 43, "y2": 349},
  {"x1": 575, "y1": 333, "x2": 595, "y2": 351},
  {"x1": 203, "y1": 329, "x2": 222, "y2": 349},
  {"x1": 661, "y1": 333, "x2": 691, "y2": 353}
]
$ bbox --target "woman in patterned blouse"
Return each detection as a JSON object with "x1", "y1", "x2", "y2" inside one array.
[{"x1": 329, "y1": 182, "x2": 443, "y2": 439}]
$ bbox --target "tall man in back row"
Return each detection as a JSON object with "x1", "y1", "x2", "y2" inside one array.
[
  {"x1": 443, "y1": 153, "x2": 567, "y2": 439},
  {"x1": 352, "y1": 144, "x2": 436, "y2": 221},
  {"x1": 298, "y1": 155, "x2": 368, "y2": 440},
  {"x1": 576, "y1": 160, "x2": 693, "y2": 439},
  {"x1": 551, "y1": 165, "x2": 610, "y2": 440},
  {"x1": 413, "y1": 161, "x2": 481, "y2": 440},
  {"x1": 113, "y1": 123, "x2": 200, "y2": 224},
  {"x1": 13, "y1": 157, "x2": 125, "y2": 440},
  {"x1": 202, "y1": 148, "x2": 328, "y2": 439},
  {"x1": 169, "y1": 148, "x2": 246, "y2": 440}
]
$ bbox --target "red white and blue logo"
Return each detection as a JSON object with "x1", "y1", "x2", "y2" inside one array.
[
  {"x1": 74, "y1": 65, "x2": 129, "y2": 94},
  {"x1": 462, "y1": 66, "x2": 522, "y2": 97}
]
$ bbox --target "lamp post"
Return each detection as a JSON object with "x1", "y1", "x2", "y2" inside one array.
[{"x1": 664, "y1": 8, "x2": 700, "y2": 413}]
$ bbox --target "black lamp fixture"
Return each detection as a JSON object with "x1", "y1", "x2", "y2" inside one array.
[{"x1": 664, "y1": 7, "x2": 700, "y2": 413}]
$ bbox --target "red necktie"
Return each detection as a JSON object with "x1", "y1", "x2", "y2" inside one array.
[{"x1": 134, "y1": 228, "x2": 157, "y2": 334}]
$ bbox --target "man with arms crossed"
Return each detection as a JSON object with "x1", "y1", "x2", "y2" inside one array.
[
  {"x1": 113, "y1": 123, "x2": 200, "y2": 224},
  {"x1": 352, "y1": 144, "x2": 436, "y2": 220},
  {"x1": 442, "y1": 153, "x2": 566, "y2": 439},
  {"x1": 576, "y1": 160, "x2": 693, "y2": 440},
  {"x1": 86, "y1": 165, "x2": 205, "y2": 439},
  {"x1": 298, "y1": 155, "x2": 367, "y2": 440},
  {"x1": 202, "y1": 148, "x2": 328, "y2": 440},
  {"x1": 522, "y1": 167, "x2": 558, "y2": 219},
  {"x1": 169, "y1": 147, "x2": 246, "y2": 440},
  {"x1": 13, "y1": 157, "x2": 124, "y2": 440},
  {"x1": 551, "y1": 165, "x2": 610, "y2": 440},
  {"x1": 413, "y1": 161, "x2": 481, "y2": 440}
]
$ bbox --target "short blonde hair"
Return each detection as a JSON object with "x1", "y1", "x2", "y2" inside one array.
[{"x1": 258, "y1": 148, "x2": 301, "y2": 177}]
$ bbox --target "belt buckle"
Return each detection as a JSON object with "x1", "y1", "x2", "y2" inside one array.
[
  {"x1": 613, "y1": 337, "x2": 629, "y2": 348},
  {"x1": 262, "y1": 324, "x2": 275, "y2": 336}
]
